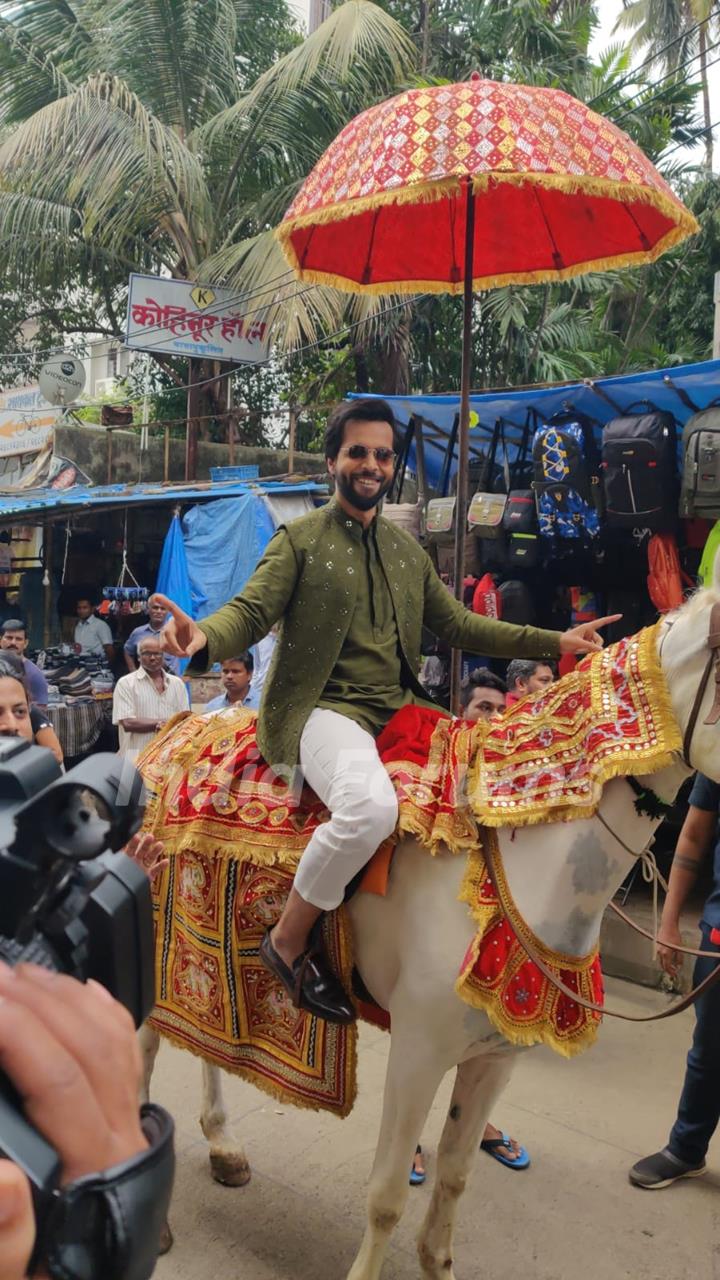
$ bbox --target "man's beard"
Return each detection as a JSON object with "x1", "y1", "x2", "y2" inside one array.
[{"x1": 335, "y1": 470, "x2": 393, "y2": 512}]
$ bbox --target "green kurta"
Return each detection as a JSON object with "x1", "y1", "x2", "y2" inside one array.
[
  {"x1": 316, "y1": 518, "x2": 436, "y2": 735},
  {"x1": 191, "y1": 500, "x2": 561, "y2": 768}
]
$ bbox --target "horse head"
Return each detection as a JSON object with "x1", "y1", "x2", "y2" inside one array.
[{"x1": 659, "y1": 549, "x2": 720, "y2": 783}]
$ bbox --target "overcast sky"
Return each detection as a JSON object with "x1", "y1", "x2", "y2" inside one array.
[{"x1": 288, "y1": 0, "x2": 719, "y2": 165}]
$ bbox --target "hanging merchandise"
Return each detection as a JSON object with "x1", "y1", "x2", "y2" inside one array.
[
  {"x1": 468, "y1": 418, "x2": 510, "y2": 538},
  {"x1": 102, "y1": 512, "x2": 149, "y2": 614},
  {"x1": 698, "y1": 520, "x2": 720, "y2": 587},
  {"x1": 426, "y1": 496, "x2": 456, "y2": 545},
  {"x1": 601, "y1": 404, "x2": 678, "y2": 530},
  {"x1": 532, "y1": 409, "x2": 602, "y2": 543},
  {"x1": 679, "y1": 404, "x2": 720, "y2": 519},
  {"x1": 498, "y1": 579, "x2": 536, "y2": 626},
  {"x1": 646, "y1": 533, "x2": 691, "y2": 612},
  {"x1": 471, "y1": 573, "x2": 502, "y2": 619}
]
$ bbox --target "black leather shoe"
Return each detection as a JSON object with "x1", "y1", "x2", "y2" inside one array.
[{"x1": 259, "y1": 929, "x2": 355, "y2": 1025}]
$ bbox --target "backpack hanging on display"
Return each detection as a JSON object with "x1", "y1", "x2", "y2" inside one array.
[
  {"x1": 680, "y1": 403, "x2": 720, "y2": 519},
  {"x1": 601, "y1": 403, "x2": 678, "y2": 529},
  {"x1": 498, "y1": 579, "x2": 535, "y2": 625},
  {"x1": 532, "y1": 409, "x2": 602, "y2": 543},
  {"x1": 503, "y1": 487, "x2": 539, "y2": 568},
  {"x1": 468, "y1": 419, "x2": 510, "y2": 538}
]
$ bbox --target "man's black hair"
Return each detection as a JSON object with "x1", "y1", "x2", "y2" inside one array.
[
  {"x1": 1, "y1": 618, "x2": 26, "y2": 635},
  {"x1": 323, "y1": 398, "x2": 402, "y2": 461},
  {"x1": 0, "y1": 650, "x2": 28, "y2": 694},
  {"x1": 460, "y1": 666, "x2": 507, "y2": 708},
  {"x1": 225, "y1": 651, "x2": 254, "y2": 672}
]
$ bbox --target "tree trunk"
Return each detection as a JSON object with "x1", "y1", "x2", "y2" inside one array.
[
  {"x1": 699, "y1": 22, "x2": 713, "y2": 172},
  {"x1": 378, "y1": 309, "x2": 411, "y2": 395}
]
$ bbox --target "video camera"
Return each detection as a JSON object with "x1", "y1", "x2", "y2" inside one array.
[{"x1": 0, "y1": 738, "x2": 154, "y2": 1251}]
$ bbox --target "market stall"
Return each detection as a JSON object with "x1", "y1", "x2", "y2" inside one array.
[{"x1": 0, "y1": 473, "x2": 327, "y2": 760}]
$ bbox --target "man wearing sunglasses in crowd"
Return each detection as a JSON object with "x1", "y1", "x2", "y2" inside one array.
[{"x1": 155, "y1": 398, "x2": 617, "y2": 1024}]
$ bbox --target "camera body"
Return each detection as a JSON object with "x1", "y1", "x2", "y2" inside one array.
[{"x1": 0, "y1": 739, "x2": 154, "y2": 1211}]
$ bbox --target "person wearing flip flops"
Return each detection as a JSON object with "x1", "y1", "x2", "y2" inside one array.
[
  {"x1": 410, "y1": 671, "x2": 531, "y2": 1186},
  {"x1": 629, "y1": 775, "x2": 720, "y2": 1190}
]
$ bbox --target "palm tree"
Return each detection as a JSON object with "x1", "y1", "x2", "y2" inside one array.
[
  {"x1": 0, "y1": 0, "x2": 416, "y2": 426},
  {"x1": 614, "y1": 0, "x2": 718, "y2": 170}
]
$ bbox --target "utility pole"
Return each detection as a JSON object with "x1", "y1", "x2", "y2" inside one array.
[
  {"x1": 707, "y1": 270, "x2": 712, "y2": 360},
  {"x1": 185, "y1": 358, "x2": 201, "y2": 481},
  {"x1": 714, "y1": 272, "x2": 720, "y2": 361}
]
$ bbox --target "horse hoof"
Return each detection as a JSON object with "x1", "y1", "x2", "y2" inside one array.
[
  {"x1": 158, "y1": 1221, "x2": 174, "y2": 1254},
  {"x1": 210, "y1": 1152, "x2": 252, "y2": 1186}
]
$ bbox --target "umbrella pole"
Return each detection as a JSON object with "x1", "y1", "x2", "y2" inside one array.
[{"x1": 450, "y1": 182, "x2": 476, "y2": 713}]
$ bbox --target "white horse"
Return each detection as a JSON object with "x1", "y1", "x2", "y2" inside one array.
[{"x1": 140, "y1": 562, "x2": 720, "y2": 1279}]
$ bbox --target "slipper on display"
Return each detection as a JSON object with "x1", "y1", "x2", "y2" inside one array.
[{"x1": 480, "y1": 1134, "x2": 530, "y2": 1170}]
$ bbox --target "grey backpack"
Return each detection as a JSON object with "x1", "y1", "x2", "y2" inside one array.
[{"x1": 680, "y1": 406, "x2": 720, "y2": 518}]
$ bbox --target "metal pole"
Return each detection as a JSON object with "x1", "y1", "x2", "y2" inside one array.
[
  {"x1": 42, "y1": 524, "x2": 53, "y2": 649},
  {"x1": 288, "y1": 405, "x2": 298, "y2": 474},
  {"x1": 163, "y1": 424, "x2": 170, "y2": 481},
  {"x1": 449, "y1": 179, "x2": 476, "y2": 713},
  {"x1": 185, "y1": 358, "x2": 201, "y2": 481},
  {"x1": 707, "y1": 270, "x2": 712, "y2": 360}
]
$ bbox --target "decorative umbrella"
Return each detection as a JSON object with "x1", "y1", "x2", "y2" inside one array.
[{"x1": 276, "y1": 77, "x2": 699, "y2": 700}]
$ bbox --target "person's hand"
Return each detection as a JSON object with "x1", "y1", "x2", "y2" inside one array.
[
  {"x1": 149, "y1": 594, "x2": 207, "y2": 658},
  {"x1": 657, "y1": 921, "x2": 684, "y2": 978},
  {"x1": 124, "y1": 831, "x2": 168, "y2": 883},
  {"x1": 558, "y1": 615, "x2": 622, "y2": 656},
  {"x1": 0, "y1": 963, "x2": 149, "y2": 1277},
  {"x1": 0, "y1": 1160, "x2": 34, "y2": 1280}
]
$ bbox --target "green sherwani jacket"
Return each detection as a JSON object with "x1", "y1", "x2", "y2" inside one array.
[{"x1": 192, "y1": 501, "x2": 561, "y2": 768}]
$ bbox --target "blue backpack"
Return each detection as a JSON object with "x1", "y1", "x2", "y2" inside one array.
[{"x1": 532, "y1": 411, "x2": 602, "y2": 542}]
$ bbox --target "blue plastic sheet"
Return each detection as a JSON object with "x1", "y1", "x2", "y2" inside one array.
[
  {"x1": 155, "y1": 513, "x2": 195, "y2": 673},
  {"x1": 351, "y1": 356, "x2": 720, "y2": 492},
  {"x1": 180, "y1": 494, "x2": 276, "y2": 621}
]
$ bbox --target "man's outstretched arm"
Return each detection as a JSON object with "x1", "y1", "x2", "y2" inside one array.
[{"x1": 154, "y1": 530, "x2": 299, "y2": 668}]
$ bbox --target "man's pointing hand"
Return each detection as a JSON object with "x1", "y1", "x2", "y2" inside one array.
[
  {"x1": 559, "y1": 614, "x2": 622, "y2": 656},
  {"x1": 151, "y1": 594, "x2": 208, "y2": 658}
]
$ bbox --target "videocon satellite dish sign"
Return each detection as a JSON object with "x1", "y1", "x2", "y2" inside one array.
[{"x1": 38, "y1": 355, "x2": 86, "y2": 406}]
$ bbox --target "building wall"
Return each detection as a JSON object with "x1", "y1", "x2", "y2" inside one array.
[{"x1": 55, "y1": 423, "x2": 324, "y2": 486}]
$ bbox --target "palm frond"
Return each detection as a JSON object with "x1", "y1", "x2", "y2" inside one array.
[
  {"x1": 0, "y1": 74, "x2": 212, "y2": 266},
  {"x1": 95, "y1": 0, "x2": 241, "y2": 130},
  {"x1": 203, "y1": 0, "x2": 415, "y2": 144}
]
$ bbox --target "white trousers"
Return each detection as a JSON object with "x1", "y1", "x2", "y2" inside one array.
[{"x1": 294, "y1": 708, "x2": 399, "y2": 911}]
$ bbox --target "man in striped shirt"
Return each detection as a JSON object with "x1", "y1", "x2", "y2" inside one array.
[{"x1": 112, "y1": 635, "x2": 187, "y2": 759}]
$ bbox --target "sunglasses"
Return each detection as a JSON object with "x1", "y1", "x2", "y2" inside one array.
[{"x1": 340, "y1": 444, "x2": 396, "y2": 464}]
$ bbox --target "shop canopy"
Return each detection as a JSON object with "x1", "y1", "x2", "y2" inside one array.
[
  {"x1": 0, "y1": 477, "x2": 326, "y2": 523},
  {"x1": 351, "y1": 357, "x2": 720, "y2": 492}
]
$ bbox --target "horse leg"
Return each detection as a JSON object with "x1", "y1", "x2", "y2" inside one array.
[
  {"x1": 200, "y1": 1061, "x2": 251, "y2": 1187},
  {"x1": 346, "y1": 1030, "x2": 447, "y2": 1280},
  {"x1": 137, "y1": 1022, "x2": 173, "y2": 1254},
  {"x1": 417, "y1": 1051, "x2": 516, "y2": 1280},
  {"x1": 137, "y1": 1020, "x2": 161, "y2": 1105}
]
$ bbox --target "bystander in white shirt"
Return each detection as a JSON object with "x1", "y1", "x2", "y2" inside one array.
[{"x1": 112, "y1": 665, "x2": 188, "y2": 759}]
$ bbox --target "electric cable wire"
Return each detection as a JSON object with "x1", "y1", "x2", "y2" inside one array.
[{"x1": 586, "y1": 17, "x2": 710, "y2": 110}]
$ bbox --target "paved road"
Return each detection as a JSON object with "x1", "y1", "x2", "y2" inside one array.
[{"x1": 153, "y1": 977, "x2": 718, "y2": 1279}]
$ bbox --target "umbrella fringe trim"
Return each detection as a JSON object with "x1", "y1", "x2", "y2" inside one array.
[
  {"x1": 276, "y1": 170, "x2": 699, "y2": 287},
  {"x1": 276, "y1": 222, "x2": 693, "y2": 297}
]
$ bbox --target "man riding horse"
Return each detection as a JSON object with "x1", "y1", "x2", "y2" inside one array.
[{"x1": 156, "y1": 397, "x2": 616, "y2": 1024}]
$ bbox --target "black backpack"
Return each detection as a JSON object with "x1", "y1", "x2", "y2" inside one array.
[
  {"x1": 680, "y1": 404, "x2": 720, "y2": 519},
  {"x1": 601, "y1": 405, "x2": 678, "y2": 530},
  {"x1": 498, "y1": 579, "x2": 536, "y2": 626}
]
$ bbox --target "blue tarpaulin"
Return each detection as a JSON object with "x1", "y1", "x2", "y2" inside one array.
[
  {"x1": 351, "y1": 357, "x2": 720, "y2": 491},
  {"x1": 180, "y1": 494, "x2": 276, "y2": 620},
  {"x1": 155, "y1": 513, "x2": 195, "y2": 672}
]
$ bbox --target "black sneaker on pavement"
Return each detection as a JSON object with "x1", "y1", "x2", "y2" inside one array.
[{"x1": 629, "y1": 1147, "x2": 706, "y2": 1189}]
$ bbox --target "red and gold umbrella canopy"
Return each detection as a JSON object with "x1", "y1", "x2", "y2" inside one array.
[{"x1": 276, "y1": 78, "x2": 698, "y2": 293}]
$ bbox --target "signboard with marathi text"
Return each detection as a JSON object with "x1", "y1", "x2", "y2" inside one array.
[
  {"x1": 0, "y1": 385, "x2": 59, "y2": 491},
  {"x1": 125, "y1": 273, "x2": 270, "y2": 364}
]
